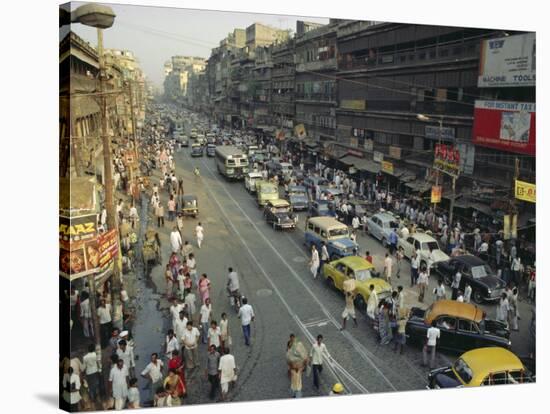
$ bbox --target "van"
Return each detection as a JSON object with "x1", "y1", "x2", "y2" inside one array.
[
  {"x1": 257, "y1": 182, "x2": 279, "y2": 207},
  {"x1": 305, "y1": 217, "x2": 358, "y2": 260}
]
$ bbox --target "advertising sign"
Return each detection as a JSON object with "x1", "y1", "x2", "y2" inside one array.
[
  {"x1": 294, "y1": 123, "x2": 307, "y2": 139},
  {"x1": 60, "y1": 238, "x2": 101, "y2": 280},
  {"x1": 478, "y1": 33, "x2": 535, "y2": 87},
  {"x1": 98, "y1": 229, "x2": 119, "y2": 271},
  {"x1": 434, "y1": 144, "x2": 461, "y2": 177},
  {"x1": 431, "y1": 186, "x2": 442, "y2": 203},
  {"x1": 364, "y1": 139, "x2": 374, "y2": 152},
  {"x1": 515, "y1": 180, "x2": 536, "y2": 203},
  {"x1": 373, "y1": 151, "x2": 384, "y2": 163},
  {"x1": 59, "y1": 214, "x2": 98, "y2": 243},
  {"x1": 389, "y1": 146, "x2": 402, "y2": 160},
  {"x1": 341, "y1": 99, "x2": 366, "y2": 110},
  {"x1": 381, "y1": 161, "x2": 394, "y2": 175},
  {"x1": 472, "y1": 100, "x2": 536, "y2": 155},
  {"x1": 425, "y1": 125, "x2": 455, "y2": 141}
]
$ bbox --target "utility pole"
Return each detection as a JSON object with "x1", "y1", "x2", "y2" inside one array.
[{"x1": 97, "y1": 27, "x2": 123, "y2": 331}]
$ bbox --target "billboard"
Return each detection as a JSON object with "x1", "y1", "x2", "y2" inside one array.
[
  {"x1": 434, "y1": 144, "x2": 461, "y2": 177},
  {"x1": 478, "y1": 33, "x2": 535, "y2": 87},
  {"x1": 472, "y1": 100, "x2": 536, "y2": 155},
  {"x1": 515, "y1": 180, "x2": 536, "y2": 203}
]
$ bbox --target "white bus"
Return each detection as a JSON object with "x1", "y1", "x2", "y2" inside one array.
[{"x1": 215, "y1": 145, "x2": 250, "y2": 180}]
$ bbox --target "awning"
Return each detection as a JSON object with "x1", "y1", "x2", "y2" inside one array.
[
  {"x1": 59, "y1": 177, "x2": 98, "y2": 212},
  {"x1": 339, "y1": 155, "x2": 381, "y2": 173},
  {"x1": 405, "y1": 180, "x2": 431, "y2": 193}
]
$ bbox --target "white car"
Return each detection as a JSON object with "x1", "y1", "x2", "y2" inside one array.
[
  {"x1": 397, "y1": 232, "x2": 450, "y2": 270},
  {"x1": 245, "y1": 172, "x2": 264, "y2": 193}
]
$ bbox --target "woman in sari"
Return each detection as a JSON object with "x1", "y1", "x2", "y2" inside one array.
[
  {"x1": 168, "y1": 350, "x2": 186, "y2": 397},
  {"x1": 198, "y1": 273, "x2": 211, "y2": 304},
  {"x1": 163, "y1": 368, "x2": 185, "y2": 406}
]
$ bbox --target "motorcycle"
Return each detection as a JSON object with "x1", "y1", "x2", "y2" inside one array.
[{"x1": 227, "y1": 287, "x2": 242, "y2": 313}]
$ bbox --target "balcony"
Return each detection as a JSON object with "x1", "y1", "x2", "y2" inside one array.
[
  {"x1": 272, "y1": 94, "x2": 294, "y2": 103},
  {"x1": 295, "y1": 93, "x2": 337, "y2": 103},
  {"x1": 272, "y1": 67, "x2": 295, "y2": 78},
  {"x1": 296, "y1": 58, "x2": 337, "y2": 73}
]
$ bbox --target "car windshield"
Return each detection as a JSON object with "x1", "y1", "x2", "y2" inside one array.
[
  {"x1": 355, "y1": 269, "x2": 373, "y2": 282},
  {"x1": 453, "y1": 358, "x2": 473, "y2": 384},
  {"x1": 273, "y1": 207, "x2": 289, "y2": 213},
  {"x1": 329, "y1": 227, "x2": 349, "y2": 238},
  {"x1": 261, "y1": 187, "x2": 278, "y2": 194},
  {"x1": 471, "y1": 265, "x2": 491, "y2": 278},
  {"x1": 422, "y1": 241, "x2": 440, "y2": 251},
  {"x1": 382, "y1": 220, "x2": 398, "y2": 228}
]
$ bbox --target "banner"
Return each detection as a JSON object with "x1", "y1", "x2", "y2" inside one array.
[
  {"x1": 503, "y1": 215, "x2": 511, "y2": 240},
  {"x1": 341, "y1": 99, "x2": 366, "y2": 110},
  {"x1": 98, "y1": 229, "x2": 119, "y2": 271},
  {"x1": 515, "y1": 180, "x2": 536, "y2": 203},
  {"x1": 431, "y1": 186, "x2": 442, "y2": 203},
  {"x1": 511, "y1": 214, "x2": 518, "y2": 240},
  {"x1": 381, "y1": 161, "x2": 394, "y2": 175},
  {"x1": 373, "y1": 151, "x2": 384, "y2": 163},
  {"x1": 472, "y1": 100, "x2": 536, "y2": 156},
  {"x1": 59, "y1": 214, "x2": 98, "y2": 243},
  {"x1": 478, "y1": 33, "x2": 535, "y2": 87},
  {"x1": 294, "y1": 123, "x2": 307, "y2": 139},
  {"x1": 389, "y1": 146, "x2": 402, "y2": 160},
  {"x1": 434, "y1": 144, "x2": 460, "y2": 177}
]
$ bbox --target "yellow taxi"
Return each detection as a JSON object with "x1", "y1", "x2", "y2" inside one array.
[
  {"x1": 428, "y1": 347, "x2": 534, "y2": 388},
  {"x1": 322, "y1": 256, "x2": 392, "y2": 310}
]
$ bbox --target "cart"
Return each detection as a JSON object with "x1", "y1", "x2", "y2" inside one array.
[
  {"x1": 142, "y1": 229, "x2": 161, "y2": 273},
  {"x1": 181, "y1": 195, "x2": 199, "y2": 218}
]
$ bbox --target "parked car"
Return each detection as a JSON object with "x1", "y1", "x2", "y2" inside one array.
[
  {"x1": 428, "y1": 347, "x2": 533, "y2": 388},
  {"x1": 286, "y1": 185, "x2": 309, "y2": 211},
  {"x1": 263, "y1": 199, "x2": 297, "y2": 230},
  {"x1": 398, "y1": 232, "x2": 450, "y2": 270},
  {"x1": 347, "y1": 199, "x2": 375, "y2": 218},
  {"x1": 304, "y1": 176, "x2": 328, "y2": 192},
  {"x1": 365, "y1": 212, "x2": 400, "y2": 247},
  {"x1": 181, "y1": 136, "x2": 189, "y2": 147},
  {"x1": 319, "y1": 187, "x2": 344, "y2": 201},
  {"x1": 322, "y1": 256, "x2": 392, "y2": 310},
  {"x1": 305, "y1": 216, "x2": 358, "y2": 260},
  {"x1": 245, "y1": 172, "x2": 264, "y2": 193},
  {"x1": 435, "y1": 255, "x2": 507, "y2": 304},
  {"x1": 206, "y1": 144, "x2": 216, "y2": 157},
  {"x1": 309, "y1": 200, "x2": 336, "y2": 217},
  {"x1": 191, "y1": 143, "x2": 203, "y2": 157},
  {"x1": 406, "y1": 300, "x2": 511, "y2": 354}
]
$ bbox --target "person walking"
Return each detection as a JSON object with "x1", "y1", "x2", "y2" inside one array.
[
  {"x1": 116, "y1": 339, "x2": 136, "y2": 379},
  {"x1": 508, "y1": 287, "x2": 519, "y2": 331},
  {"x1": 417, "y1": 266, "x2": 429, "y2": 303},
  {"x1": 109, "y1": 358, "x2": 129, "y2": 410},
  {"x1": 434, "y1": 279, "x2": 447, "y2": 301},
  {"x1": 366, "y1": 284, "x2": 379, "y2": 327},
  {"x1": 195, "y1": 222, "x2": 204, "y2": 249},
  {"x1": 164, "y1": 265, "x2": 174, "y2": 299},
  {"x1": 309, "y1": 244, "x2": 320, "y2": 279},
  {"x1": 340, "y1": 291, "x2": 358, "y2": 330},
  {"x1": 389, "y1": 228, "x2": 398, "y2": 255},
  {"x1": 218, "y1": 347, "x2": 237, "y2": 401},
  {"x1": 319, "y1": 242, "x2": 329, "y2": 277},
  {"x1": 140, "y1": 353, "x2": 164, "y2": 405},
  {"x1": 97, "y1": 298, "x2": 113, "y2": 349},
  {"x1": 155, "y1": 203, "x2": 165, "y2": 228},
  {"x1": 451, "y1": 268, "x2": 462, "y2": 300},
  {"x1": 181, "y1": 321, "x2": 200, "y2": 369},
  {"x1": 238, "y1": 297, "x2": 255, "y2": 346},
  {"x1": 165, "y1": 330, "x2": 180, "y2": 363},
  {"x1": 395, "y1": 246, "x2": 404, "y2": 279},
  {"x1": 62, "y1": 366, "x2": 81, "y2": 412},
  {"x1": 410, "y1": 251, "x2": 420, "y2": 287},
  {"x1": 393, "y1": 308, "x2": 409, "y2": 354},
  {"x1": 309, "y1": 334, "x2": 328, "y2": 390},
  {"x1": 167, "y1": 195, "x2": 176, "y2": 222},
  {"x1": 206, "y1": 345, "x2": 221, "y2": 400},
  {"x1": 186, "y1": 253, "x2": 198, "y2": 287},
  {"x1": 79, "y1": 291, "x2": 93, "y2": 339},
  {"x1": 82, "y1": 344, "x2": 101, "y2": 406},
  {"x1": 184, "y1": 288, "x2": 197, "y2": 323},
  {"x1": 127, "y1": 378, "x2": 141, "y2": 409},
  {"x1": 384, "y1": 253, "x2": 393, "y2": 285},
  {"x1": 422, "y1": 320, "x2": 440, "y2": 369},
  {"x1": 200, "y1": 298, "x2": 212, "y2": 344},
  {"x1": 220, "y1": 312, "x2": 231, "y2": 353},
  {"x1": 464, "y1": 283, "x2": 472, "y2": 303},
  {"x1": 198, "y1": 273, "x2": 211, "y2": 304},
  {"x1": 170, "y1": 227, "x2": 182, "y2": 254}
]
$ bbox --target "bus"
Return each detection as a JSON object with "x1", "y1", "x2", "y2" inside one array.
[{"x1": 215, "y1": 145, "x2": 250, "y2": 180}]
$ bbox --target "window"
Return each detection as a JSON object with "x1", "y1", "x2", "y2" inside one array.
[
  {"x1": 314, "y1": 226, "x2": 321, "y2": 235},
  {"x1": 335, "y1": 263, "x2": 347, "y2": 273},
  {"x1": 437, "y1": 316, "x2": 456, "y2": 330},
  {"x1": 458, "y1": 319, "x2": 478, "y2": 333},
  {"x1": 308, "y1": 222, "x2": 314, "y2": 231}
]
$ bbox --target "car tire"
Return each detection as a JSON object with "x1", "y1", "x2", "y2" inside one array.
[
  {"x1": 443, "y1": 274, "x2": 452, "y2": 286},
  {"x1": 382, "y1": 238, "x2": 388, "y2": 248},
  {"x1": 326, "y1": 277, "x2": 335, "y2": 290},
  {"x1": 473, "y1": 290, "x2": 484, "y2": 304},
  {"x1": 355, "y1": 295, "x2": 366, "y2": 312}
]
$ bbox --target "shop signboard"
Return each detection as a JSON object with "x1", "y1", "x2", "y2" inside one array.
[
  {"x1": 515, "y1": 180, "x2": 536, "y2": 203},
  {"x1": 478, "y1": 33, "x2": 535, "y2": 87},
  {"x1": 434, "y1": 143, "x2": 461, "y2": 177},
  {"x1": 364, "y1": 139, "x2": 374, "y2": 152},
  {"x1": 472, "y1": 100, "x2": 536, "y2": 156},
  {"x1": 294, "y1": 123, "x2": 307, "y2": 139},
  {"x1": 381, "y1": 161, "x2": 394, "y2": 175},
  {"x1": 431, "y1": 185, "x2": 442, "y2": 203},
  {"x1": 59, "y1": 213, "x2": 98, "y2": 243},
  {"x1": 425, "y1": 125, "x2": 455, "y2": 141},
  {"x1": 389, "y1": 146, "x2": 402, "y2": 159},
  {"x1": 373, "y1": 151, "x2": 384, "y2": 163},
  {"x1": 340, "y1": 99, "x2": 366, "y2": 110}
]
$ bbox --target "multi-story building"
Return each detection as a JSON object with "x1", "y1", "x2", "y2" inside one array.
[
  {"x1": 271, "y1": 39, "x2": 296, "y2": 137},
  {"x1": 246, "y1": 23, "x2": 290, "y2": 49},
  {"x1": 294, "y1": 21, "x2": 340, "y2": 143},
  {"x1": 163, "y1": 55, "x2": 206, "y2": 104}
]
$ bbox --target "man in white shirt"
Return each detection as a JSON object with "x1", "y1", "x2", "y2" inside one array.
[
  {"x1": 238, "y1": 297, "x2": 255, "y2": 346},
  {"x1": 422, "y1": 321, "x2": 440, "y2": 369},
  {"x1": 451, "y1": 270, "x2": 462, "y2": 300},
  {"x1": 464, "y1": 283, "x2": 472, "y2": 303},
  {"x1": 79, "y1": 292, "x2": 93, "y2": 338},
  {"x1": 309, "y1": 334, "x2": 328, "y2": 390},
  {"x1": 109, "y1": 358, "x2": 129, "y2": 410},
  {"x1": 410, "y1": 251, "x2": 420, "y2": 287},
  {"x1": 208, "y1": 320, "x2": 222, "y2": 350},
  {"x1": 97, "y1": 298, "x2": 112, "y2": 348},
  {"x1": 227, "y1": 267, "x2": 240, "y2": 306},
  {"x1": 383, "y1": 253, "x2": 393, "y2": 284},
  {"x1": 170, "y1": 227, "x2": 182, "y2": 253},
  {"x1": 174, "y1": 311, "x2": 188, "y2": 344},
  {"x1": 141, "y1": 353, "x2": 164, "y2": 403},
  {"x1": 116, "y1": 339, "x2": 136, "y2": 379},
  {"x1": 218, "y1": 348, "x2": 237, "y2": 401},
  {"x1": 169, "y1": 299, "x2": 185, "y2": 331},
  {"x1": 165, "y1": 329, "x2": 180, "y2": 362},
  {"x1": 319, "y1": 242, "x2": 329, "y2": 278},
  {"x1": 200, "y1": 298, "x2": 212, "y2": 344},
  {"x1": 181, "y1": 321, "x2": 201, "y2": 369},
  {"x1": 195, "y1": 222, "x2": 204, "y2": 248},
  {"x1": 82, "y1": 344, "x2": 101, "y2": 403},
  {"x1": 62, "y1": 366, "x2": 81, "y2": 411}
]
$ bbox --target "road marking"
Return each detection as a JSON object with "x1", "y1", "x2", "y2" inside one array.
[
  {"x1": 303, "y1": 318, "x2": 331, "y2": 328},
  {"x1": 195, "y1": 155, "x2": 398, "y2": 392}
]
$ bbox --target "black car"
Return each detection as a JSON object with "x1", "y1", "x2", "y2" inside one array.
[
  {"x1": 191, "y1": 144, "x2": 203, "y2": 157},
  {"x1": 206, "y1": 144, "x2": 216, "y2": 157},
  {"x1": 435, "y1": 255, "x2": 506, "y2": 304},
  {"x1": 405, "y1": 300, "x2": 510, "y2": 354},
  {"x1": 263, "y1": 200, "x2": 297, "y2": 230}
]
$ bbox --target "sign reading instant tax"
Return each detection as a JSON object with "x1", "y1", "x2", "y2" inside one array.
[
  {"x1": 59, "y1": 213, "x2": 98, "y2": 243},
  {"x1": 515, "y1": 180, "x2": 536, "y2": 203}
]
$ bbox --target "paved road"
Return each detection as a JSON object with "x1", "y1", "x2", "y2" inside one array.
[{"x1": 131, "y1": 130, "x2": 534, "y2": 404}]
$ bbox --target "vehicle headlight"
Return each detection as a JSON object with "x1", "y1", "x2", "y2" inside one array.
[
  {"x1": 278, "y1": 217, "x2": 281, "y2": 223},
  {"x1": 487, "y1": 289, "x2": 492, "y2": 295},
  {"x1": 227, "y1": 168, "x2": 234, "y2": 173}
]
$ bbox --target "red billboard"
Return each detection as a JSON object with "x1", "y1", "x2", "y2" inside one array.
[{"x1": 472, "y1": 100, "x2": 536, "y2": 156}]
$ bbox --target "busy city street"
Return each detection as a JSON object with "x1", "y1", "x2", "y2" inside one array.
[{"x1": 59, "y1": 3, "x2": 536, "y2": 411}]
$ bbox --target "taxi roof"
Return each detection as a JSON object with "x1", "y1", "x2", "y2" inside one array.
[
  {"x1": 268, "y1": 199, "x2": 290, "y2": 207},
  {"x1": 307, "y1": 216, "x2": 347, "y2": 228},
  {"x1": 457, "y1": 348, "x2": 524, "y2": 383},
  {"x1": 335, "y1": 255, "x2": 375, "y2": 270},
  {"x1": 425, "y1": 300, "x2": 484, "y2": 324}
]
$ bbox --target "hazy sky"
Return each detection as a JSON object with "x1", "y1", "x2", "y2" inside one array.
[{"x1": 63, "y1": 2, "x2": 329, "y2": 89}]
